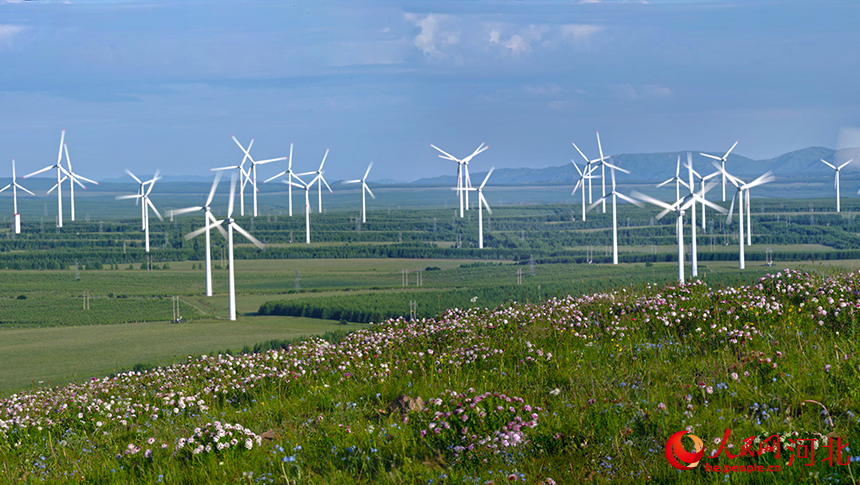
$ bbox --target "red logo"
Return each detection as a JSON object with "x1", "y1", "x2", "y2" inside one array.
[{"x1": 665, "y1": 430, "x2": 704, "y2": 470}]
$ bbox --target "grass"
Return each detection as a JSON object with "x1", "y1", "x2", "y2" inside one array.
[
  {"x1": 1, "y1": 267, "x2": 858, "y2": 483},
  {"x1": 0, "y1": 317, "x2": 361, "y2": 392}
]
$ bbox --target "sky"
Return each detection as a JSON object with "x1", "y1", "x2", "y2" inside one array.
[{"x1": 1, "y1": 0, "x2": 859, "y2": 183}]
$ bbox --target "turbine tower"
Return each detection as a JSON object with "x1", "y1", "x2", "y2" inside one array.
[
  {"x1": 23, "y1": 130, "x2": 74, "y2": 227},
  {"x1": 117, "y1": 170, "x2": 163, "y2": 253},
  {"x1": 186, "y1": 175, "x2": 265, "y2": 321},
  {"x1": 297, "y1": 149, "x2": 332, "y2": 213},
  {"x1": 571, "y1": 159, "x2": 596, "y2": 221},
  {"x1": 343, "y1": 161, "x2": 376, "y2": 223},
  {"x1": 699, "y1": 141, "x2": 738, "y2": 202},
  {"x1": 820, "y1": 158, "x2": 853, "y2": 213},
  {"x1": 61, "y1": 143, "x2": 98, "y2": 222},
  {"x1": 0, "y1": 160, "x2": 35, "y2": 234},
  {"x1": 172, "y1": 172, "x2": 226, "y2": 297},
  {"x1": 633, "y1": 190, "x2": 725, "y2": 283},
  {"x1": 459, "y1": 167, "x2": 495, "y2": 249},
  {"x1": 262, "y1": 143, "x2": 297, "y2": 216},
  {"x1": 230, "y1": 136, "x2": 286, "y2": 217},
  {"x1": 717, "y1": 166, "x2": 774, "y2": 269},
  {"x1": 586, "y1": 161, "x2": 643, "y2": 264},
  {"x1": 285, "y1": 174, "x2": 317, "y2": 244}
]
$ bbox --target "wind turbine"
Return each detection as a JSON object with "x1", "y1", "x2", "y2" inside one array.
[
  {"x1": 343, "y1": 161, "x2": 376, "y2": 223},
  {"x1": 23, "y1": 130, "x2": 72, "y2": 227},
  {"x1": 699, "y1": 141, "x2": 738, "y2": 202},
  {"x1": 61, "y1": 143, "x2": 99, "y2": 222},
  {"x1": 571, "y1": 141, "x2": 604, "y2": 206},
  {"x1": 116, "y1": 170, "x2": 163, "y2": 253},
  {"x1": 656, "y1": 155, "x2": 690, "y2": 202},
  {"x1": 285, "y1": 174, "x2": 317, "y2": 244},
  {"x1": 230, "y1": 136, "x2": 286, "y2": 217},
  {"x1": 0, "y1": 160, "x2": 35, "y2": 234},
  {"x1": 684, "y1": 153, "x2": 721, "y2": 278},
  {"x1": 586, "y1": 161, "x2": 643, "y2": 264},
  {"x1": 820, "y1": 158, "x2": 852, "y2": 213},
  {"x1": 185, "y1": 175, "x2": 265, "y2": 321},
  {"x1": 633, "y1": 189, "x2": 726, "y2": 283},
  {"x1": 262, "y1": 143, "x2": 297, "y2": 216},
  {"x1": 570, "y1": 159, "x2": 597, "y2": 221},
  {"x1": 717, "y1": 166, "x2": 774, "y2": 269},
  {"x1": 458, "y1": 167, "x2": 495, "y2": 249},
  {"x1": 431, "y1": 143, "x2": 489, "y2": 217},
  {"x1": 297, "y1": 149, "x2": 332, "y2": 213},
  {"x1": 170, "y1": 172, "x2": 226, "y2": 297}
]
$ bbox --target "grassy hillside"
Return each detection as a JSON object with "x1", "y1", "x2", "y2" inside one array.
[{"x1": 1, "y1": 268, "x2": 858, "y2": 483}]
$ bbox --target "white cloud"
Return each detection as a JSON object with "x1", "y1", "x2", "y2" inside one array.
[
  {"x1": 561, "y1": 24, "x2": 603, "y2": 43},
  {"x1": 0, "y1": 24, "x2": 26, "y2": 42},
  {"x1": 404, "y1": 13, "x2": 459, "y2": 59},
  {"x1": 504, "y1": 34, "x2": 530, "y2": 56}
]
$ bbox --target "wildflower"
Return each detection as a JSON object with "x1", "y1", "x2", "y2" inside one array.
[{"x1": 730, "y1": 372, "x2": 739, "y2": 381}]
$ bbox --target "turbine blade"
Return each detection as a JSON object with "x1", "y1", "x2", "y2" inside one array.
[
  {"x1": 318, "y1": 149, "x2": 329, "y2": 171},
  {"x1": 838, "y1": 159, "x2": 853, "y2": 170},
  {"x1": 571, "y1": 142, "x2": 590, "y2": 164},
  {"x1": 820, "y1": 159, "x2": 836, "y2": 170},
  {"x1": 232, "y1": 222, "x2": 265, "y2": 250},
  {"x1": 603, "y1": 161, "x2": 630, "y2": 174},
  {"x1": 0, "y1": 184, "x2": 10, "y2": 193},
  {"x1": 480, "y1": 192, "x2": 492, "y2": 215},
  {"x1": 746, "y1": 171, "x2": 775, "y2": 189},
  {"x1": 320, "y1": 175, "x2": 333, "y2": 193},
  {"x1": 430, "y1": 144, "x2": 458, "y2": 161},
  {"x1": 615, "y1": 192, "x2": 645, "y2": 208},
  {"x1": 210, "y1": 165, "x2": 240, "y2": 172},
  {"x1": 23, "y1": 165, "x2": 54, "y2": 179},
  {"x1": 124, "y1": 168, "x2": 143, "y2": 185},
  {"x1": 630, "y1": 190, "x2": 674, "y2": 211},
  {"x1": 263, "y1": 171, "x2": 287, "y2": 184},
  {"x1": 228, "y1": 174, "x2": 236, "y2": 217},
  {"x1": 723, "y1": 140, "x2": 739, "y2": 159},
  {"x1": 185, "y1": 218, "x2": 224, "y2": 240},
  {"x1": 480, "y1": 166, "x2": 495, "y2": 190},
  {"x1": 676, "y1": 156, "x2": 681, "y2": 177},
  {"x1": 16, "y1": 184, "x2": 35, "y2": 196},
  {"x1": 656, "y1": 178, "x2": 675, "y2": 188},
  {"x1": 116, "y1": 194, "x2": 142, "y2": 200},
  {"x1": 147, "y1": 198, "x2": 164, "y2": 221},
  {"x1": 363, "y1": 161, "x2": 374, "y2": 181},
  {"x1": 699, "y1": 152, "x2": 722, "y2": 161},
  {"x1": 170, "y1": 206, "x2": 203, "y2": 217},
  {"x1": 726, "y1": 193, "x2": 736, "y2": 224},
  {"x1": 365, "y1": 184, "x2": 376, "y2": 199},
  {"x1": 205, "y1": 170, "x2": 222, "y2": 206}
]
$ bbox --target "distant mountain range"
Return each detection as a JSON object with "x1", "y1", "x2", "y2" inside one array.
[
  {"x1": 411, "y1": 146, "x2": 860, "y2": 186},
  {"x1": 33, "y1": 146, "x2": 860, "y2": 188}
]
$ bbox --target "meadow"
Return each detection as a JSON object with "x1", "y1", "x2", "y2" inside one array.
[{"x1": 0, "y1": 267, "x2": 858, "y2": 483}]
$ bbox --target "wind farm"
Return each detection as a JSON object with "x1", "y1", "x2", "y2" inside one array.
[{"x1": 2, "y1": 1, "x2": 860, "y2": 483}]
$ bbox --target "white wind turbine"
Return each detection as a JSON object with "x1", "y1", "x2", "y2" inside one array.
[
  {"x1": 699, "y1": 141, "x2": 738, "y2": 202},
  {"x1": 717, "y1": 166, "x2": 774, "y2": 269},
  {"x1": 285, "y1": 174, "x2": 317, "y2": 244},
  {"x1": 343, "y1": 161, "x2": 376, "y2": 223},
  {"x1": 571, "y1": 141, "x2": 605, "y2": 206},
  {"x1": 0, "y1": 160, "x2": 35, "y2": 234},
  {"x1": 656, "y1": 155, "x2": 690, "y2": 202},
  {"x1": 586, "y1": 161, "x2": 644, "y2": 264},
  {"x1": 633, "y1": 189, "x2": 726, "y2": 283},
  {"x1": 170, "y1": 172, "x2": 226, "y2": 297},
  {"x1": 116, "y1": 170, "x2": 163, "y2": 253},
  {"x1": 185, "y1": 175, "x2": 265, "y2": 321},
  {"x1": 683, "y1": 153, "x2": 721, "y2": 278},
  {"x1": 23, "y1": 130, "x2": 74, "y2": 227},
  {"x1": 431, "y1": 143, "x2": 489, "y2": 217},
  {"x1": 61, "y1": 142, "x2": 99, "y2": 222},
  {"x1": 297, "y1": 149, "x2": 332, "y2": 213},
  {"x1": 262, "y1": 143, "x2": 298, "y2": 216},
  {"x1": 570, "y1": 160, "x2": 597, "y2": 221},
  {"x1": 458, "y1": 167, "x2": 495, "y2": 249},
  {"x1": 820, "y1": 158, "x2": 852, "y2": 213},
  {"x1": 230, "y1": 136, "x2": 286, "y2": 217}
]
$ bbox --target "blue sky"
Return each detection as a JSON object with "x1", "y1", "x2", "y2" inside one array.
[{"x1": 1, "y1": 0, "x2": 858, "y2": 183}]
